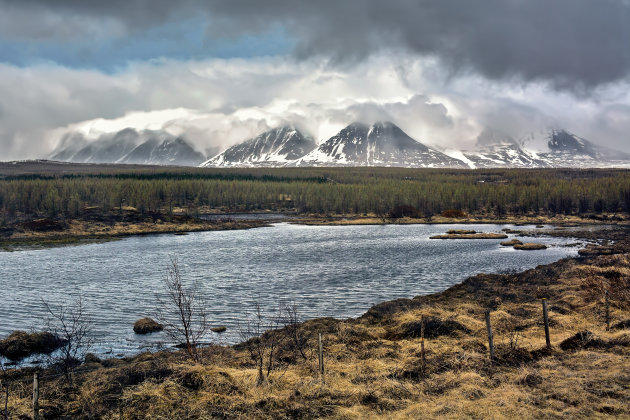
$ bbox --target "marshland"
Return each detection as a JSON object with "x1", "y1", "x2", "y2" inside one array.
[{"x1": 0, "y1": 163, "x2": 629, "y2": 419}]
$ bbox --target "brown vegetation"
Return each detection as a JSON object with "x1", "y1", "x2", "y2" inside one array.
[
  {"x1": 0, "y1": 209, "x2": 267, "y2": 250},
  {"x1": 447, "y1": 229, "x2": 477, "y2": 234},
  {"x1": 440, "y1": 209, "x2": 467, "y2": 218},
  {"x1": 501, "y1": 239, "x2": 523, "y2": 246},
  {"x1": 514, "y1": 243, "x2": 548, "y2": 250},
  {"x1": 0, "y1": 331, "x2": 63, "y2": 361},
  {"x1": 133, "y1": 318, "x2": 163, "y2": 335},
  {"x1": 430, "y1": 232, "x2": 508, "y2": 239}
]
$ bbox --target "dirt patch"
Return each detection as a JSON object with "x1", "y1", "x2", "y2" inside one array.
[{"x1": 501, "y1": 239, "x2": 523, "y2": 246}]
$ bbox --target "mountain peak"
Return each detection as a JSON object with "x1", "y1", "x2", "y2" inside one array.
[
  {"x1": 295, "y1": 121, "x2": 466, "y2": 168},
  {"x1": 548, "y1": 130, "x2": 595, "y2": 156},
  {"x1": 49, "y1": 128, "x2": 205, "y2": 166},
  {"x1": 201, "y1": 126, "x2": 316, "y2": 167}
]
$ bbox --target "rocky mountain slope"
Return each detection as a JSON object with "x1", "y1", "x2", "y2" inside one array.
[
  {"x1": 295, "y1": 122, "x2": 467, "y2": 168},
  {"x1": 201, "y1": 126, "x2": 316, "y2": 167},
  {"x1": 538, "y1": 130, "x2": 630, "y2": 167},
  {"x1": 49, "y1": 124, "x2": 630, "y2": 169}
]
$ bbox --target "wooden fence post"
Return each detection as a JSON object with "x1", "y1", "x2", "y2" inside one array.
[
  {"x1": 318, "y1": 333, "x2": 325, "y2": 382},
  {"x1": 605, "y1": 290, "x2": 610, "y2": 331},
  {"x1": 420, "y1": 317, "x2": 426, "y2": 375},
  {"x1": 33, "y1": 371, "x2": 39, "y2": 420},
  {"x1": 542, "y1": 299, "x2": 551, "y2": 349},
  {"x1": 485, "y1": 310, "x2": 495, "y2": 361}
]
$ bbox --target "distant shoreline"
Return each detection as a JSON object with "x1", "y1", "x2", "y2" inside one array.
[{"x1": 1, "y1": 210, "x2": 623, "y2": 252}]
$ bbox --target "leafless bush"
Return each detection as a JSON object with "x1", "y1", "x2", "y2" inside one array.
[
  {"x1": 43, "y1": 296, "x2": 93, "y2": 384},
  {"x1": 280, "y1": 302, "x2": 311, "y2": 361},
  {"x1": 497, "y1": 317, "x2": 524, "y2": 351},
  {"x1": 156, "y1": 256, "x2": 209, "y2": 362},
  {"x1": 238, "y1": 303, "x2": 282, "y2": 386}
]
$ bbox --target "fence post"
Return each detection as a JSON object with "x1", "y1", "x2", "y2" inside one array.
[
  {"x1": 33, "y1": 371, "x2": 39, "y2": 420},
  {"x1": 485, "y1": 310, "x2": 495, "y2": 361},
  {"x1": 318, "y1": 333, "x2": 325, "y2": 382},
  {"x1": 420, "y1": 317, "x2": 426, "y2": 375},
  {"x1": 605, "y1": 290, "x2": 610, "y2": 331},
  {"x1": 542, "y1": 299, "x2": 551, "y2": 349}
]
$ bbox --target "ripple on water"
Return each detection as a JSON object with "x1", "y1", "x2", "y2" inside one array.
[{"x1": 0, "y1": 223, "x2": 579, "y2": 355}]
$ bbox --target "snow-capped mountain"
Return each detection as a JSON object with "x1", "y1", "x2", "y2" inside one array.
[
  {"x1": 295, "y1": 122, "x2": 467, "y2": 168},
  {"x1": 49, "y1": 124, "x2": 630, "y2": 169},
  {"x1": 50, "y1": 128, "x2": 206, "y2": 166},
  {"x1": 539, "y1": 130, "x2": 630, "y2": 166},
  {"x1": 201, "y1": 126, "x2": 316, "y2": 167},
  {"x1": 460, "y1": 129, "x2": 551, "y2": 168}
]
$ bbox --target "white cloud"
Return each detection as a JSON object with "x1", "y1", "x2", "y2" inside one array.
[{"x1": 2, "y1": 54, "x2": 630, "y2": 161}]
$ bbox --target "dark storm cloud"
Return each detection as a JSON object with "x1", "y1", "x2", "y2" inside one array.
[{"x1": 2, "y1": 0, "x2": 630, "y2": 89}]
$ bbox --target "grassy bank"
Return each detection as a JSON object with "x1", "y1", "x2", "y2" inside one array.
[
  {"x1": 0, "y1": 209, "x2": 267, "y2": 251},
  {"x1": 2, "y1": 227, "x2": 629, "y2": 418}
]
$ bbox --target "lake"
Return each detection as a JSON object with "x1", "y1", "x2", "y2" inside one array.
[{"x1": 0, "y1": 223, "x2": 581, "y2": 356}]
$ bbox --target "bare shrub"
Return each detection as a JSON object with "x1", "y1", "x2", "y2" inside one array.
[
  {"x1": 496, "y1": 316, "x2": 524, "y2": 351},
  {"x1": 43, "y1": 297, "x2": 93, "y2": 384},
  {"x1": 156, "y1": 257, "x2": 209, "y2": 362},
  {"x1": 238, "y1": 303, "x2": 282, "y2": 386},
  {"x1": 280, "y1": 302, "x2": 311, "y2": 361}
]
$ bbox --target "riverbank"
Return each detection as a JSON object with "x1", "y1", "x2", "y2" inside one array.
[
  {"x1": 292, "y1": 212, "x2": 629, "y2": 226},
  {"x1": 2, "y1": 226, "x2": 629, "y2": 418},
  {"x1": 2, "y1": 209, "x2": 625, "y2": 251},
  {"x1": 0, "y1": 211, "x2": 269, "y2": 251}
]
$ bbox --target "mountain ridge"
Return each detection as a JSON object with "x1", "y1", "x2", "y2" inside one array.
[
  {"x1": 48, "y1": 124, "x2": 630, "y2": 169},
  {"x1": 202, "y1": 126, "x2": 316, "y2": 167},
  {"x1": 49, "y1": 129, "x2": 206, "y2": 166}
]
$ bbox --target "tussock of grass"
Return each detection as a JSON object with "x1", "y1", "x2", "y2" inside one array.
[
  {"x1": 430, "y1": 232, "x2": 508, "y2": 239},
  {"x1": 133, "y1": 317, "x2": 163, "y2": 335},
  {"x1": 514, "y1": 242, "x2": 548, "y2": 250}
]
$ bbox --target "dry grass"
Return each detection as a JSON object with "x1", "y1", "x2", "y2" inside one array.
[
  {"x1": 3, "y1": 234, "x2": 630, "y2": 419},
  {"x1": 430, "y1": 233, "x2": 508, "y2": 239},
  {"x1": 0, "y1": 217, "x2": 267, "y2": 250},
  {"x1": 513, "y1": 243, "x2": 548, "y2": 250}
]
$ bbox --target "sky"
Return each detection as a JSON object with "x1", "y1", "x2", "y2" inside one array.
[{"x1": 1, "y1": 0, "x2": 630, "y2": 159}]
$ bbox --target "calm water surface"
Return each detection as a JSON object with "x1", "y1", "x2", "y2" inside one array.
[{"x1": 0, "y1": 223, "x2": 581, "y2": 355}]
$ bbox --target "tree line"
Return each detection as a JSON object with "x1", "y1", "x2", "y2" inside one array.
[{"x1": 1, "y1": 168, "x2": 629, "y2": 221}]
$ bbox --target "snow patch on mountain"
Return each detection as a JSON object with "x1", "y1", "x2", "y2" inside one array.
[
  {"x1": 201, "y1": 126, "x2": 316, "y2": 167},
  {"x1": 295, "y1": 122, "x2": 467, "y2": 168}
]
